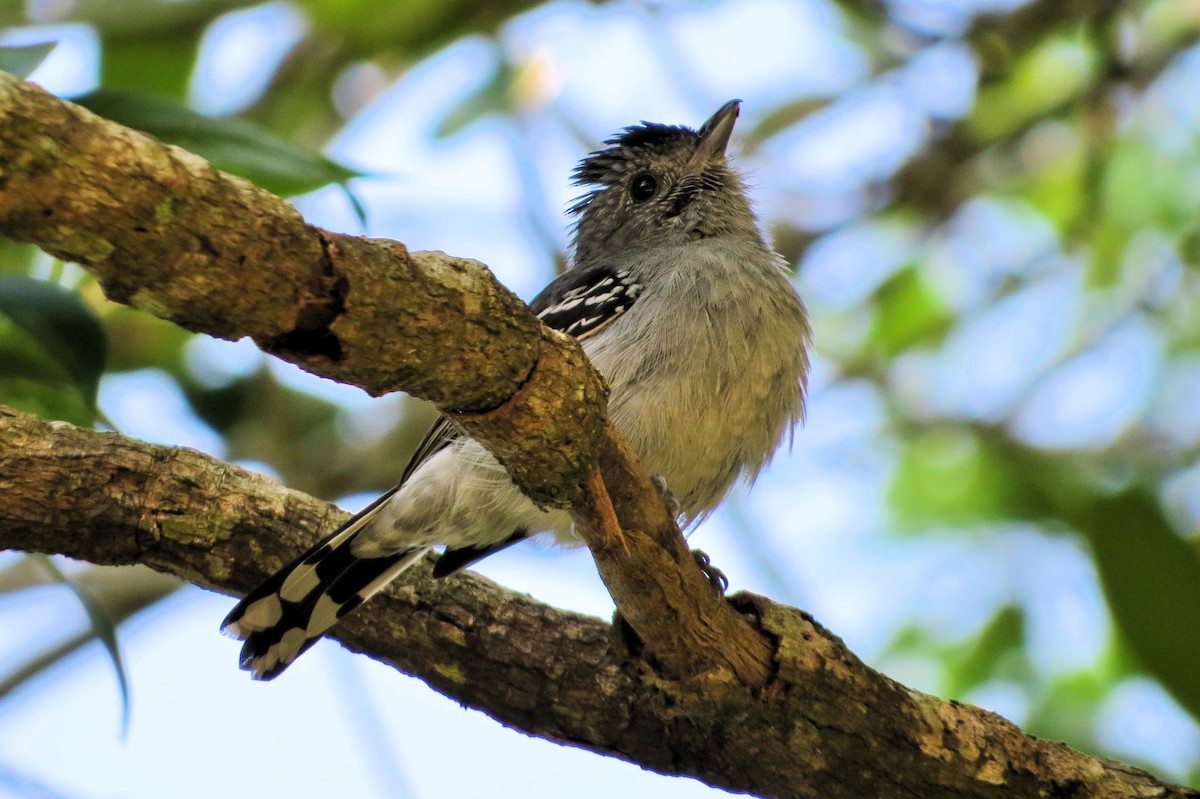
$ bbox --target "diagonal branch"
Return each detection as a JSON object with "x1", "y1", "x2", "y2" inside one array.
[
  {"x1": 0, "y1": 71, "x2": 595, "y2": 505},
  {"x1": 2, "y1": 406, "x2": 1195, "y2": 799}
]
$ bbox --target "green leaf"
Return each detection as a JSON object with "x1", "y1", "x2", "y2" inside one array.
[
  {"x1": 337, "y1": 183, "x2": 370, "y2": 232},
  {"x1": 45, "y1": 0, "x2": 244, "y2": 38},
  {"x1": 0, "y1": 277, "x2": 107, "y2": 411},
  {"x1": 297, "y1": 0, "x2": 542, "y2": 54},
  {"x1": 748, "y1": 97, "x2": 831, "y2": 142},
  {"x1": 870, "y1": 265, "x2": 953, "y2": 356},
  {"x1": 0, "y1": 554, "x2": 65, "y2": 594},
  {"x1": 100, "y1": 29, "x2": 200, "y2": 99},
  {"x1": 0, "y1": 235, "x2": 43, "y2": 276},
  {"x1": 1079, "y1": 489, "x2": 1200, "y2": 723},
  {"x1": 945, "y1": 606, "x2": 1029, "y2": 697},
  {"x1": 0, "y1": 43, "x2": 57, "y2": 79},
  {"x1": 1016, "y1": 125, "x2": 1086, "y2": 232},
  {"x1": 890, "y1": 429, "x2": 1055, "y2": 530},
  {"x1": 102, "y1": 306, "x2": 192, "y2": 373},
  {"x1": 0, "y1": 322, "x2": 74, "y2": 386},
  {"x1": 0, "y1": 312, "x2": 96, "y2": 425},
  {"x1": 0, "y1": 376, "x2": 94, "y2": 426},
  {"x1": 32, "y1": 555, "x2": 132, "y2": 736},
  {"x1": 969, "y1": 34, "x2": 1098, "y2": 142},
  {"x1": 72, "y1": 89, "x2": 362, "y2": 197},
  {"x1": 433, "y1": 54, "x2": 510, "y2": 140},
  {"x1": 1180, "y1": 224, "x2": 1200, "y2": 271},
  {"x1": 1024, "y1": 672, "x2": 1106, "y2": 747}
]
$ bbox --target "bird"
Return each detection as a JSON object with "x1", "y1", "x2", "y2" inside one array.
[{"x1": 222, "y1": 100, "x2": 811, "y2": 679}]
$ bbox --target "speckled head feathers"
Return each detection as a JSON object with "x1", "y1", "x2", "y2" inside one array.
[{"x1": 571, "y1": 123, "x2": 699, "y2": 191}]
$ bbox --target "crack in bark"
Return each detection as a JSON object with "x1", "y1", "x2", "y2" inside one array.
[{"x1": 261, "y1": 229, "x2": 347, "y2": 359}]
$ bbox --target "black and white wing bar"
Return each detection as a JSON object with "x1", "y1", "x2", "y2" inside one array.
[
  {"x1": 396, "y1": 262, "x2": 646, "y2": 497},
  {"x1": 530, "y1": 263, "x2": 644, "y2": 341}
]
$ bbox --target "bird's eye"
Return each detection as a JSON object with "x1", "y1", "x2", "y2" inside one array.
[{"x1": 629, "y1": 173, "x2": 658, "y2": 202}]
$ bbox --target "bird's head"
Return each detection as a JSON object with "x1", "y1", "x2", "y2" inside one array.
[{"x1": 569, "y1": 100, "x2": 762, "y2": 265}]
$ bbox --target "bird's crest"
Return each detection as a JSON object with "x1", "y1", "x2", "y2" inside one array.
[{"x1": 568, "y1": 123, "x2": 698, "y2": 216}]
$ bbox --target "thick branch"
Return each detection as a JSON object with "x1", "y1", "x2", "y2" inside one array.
[
  {"x1": 0, "y1": 70, "x2": 602, "y2": 509},
  {"x1": 0, "y1": 70, "x2": 771, "y2": 683},
  {"x1": 3, "y1": 406, "x2": 1195, "y2": 799},
  {"x1": 574, "y1": 431, "x2": 773, "y2": 685}
]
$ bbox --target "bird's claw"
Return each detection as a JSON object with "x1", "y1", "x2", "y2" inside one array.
[
  {"x1": 651, "y1": 473, "x2": 682, "y2": 517},
  {"x1": 691, "y1": 549, "x2": 729, "y2": 595}
]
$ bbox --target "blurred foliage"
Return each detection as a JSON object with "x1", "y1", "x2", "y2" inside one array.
[
  {"x1": 27, "y1": 555, "x2": 132, "y2": 736},
  {"x1": 74, "y1": 89, "x2": 363, "y2": 197},
  {"x1": 0, "y1": 276, "x2": 106, "y2": 422},
  {"x1": 2, "y1": 0, "x2": 1200, "y2": 789},
  {"x1": 0, "y1": 42, "x2": 55, "y2": 77}
]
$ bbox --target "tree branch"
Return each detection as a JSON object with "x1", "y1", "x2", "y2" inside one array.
[
  {"x1": 0, "y1": 70, "x2": 597, "y2": 505},
  {"x1": 0, "y1": 69, "x2": 770, "y2": 686},
  {"x1": 2, "y1": 406, "x2": 1195, "y2": 799}
]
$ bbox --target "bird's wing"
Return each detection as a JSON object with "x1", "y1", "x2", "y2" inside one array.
[
  {"x1": 529, "y1": 261, "x2": 644, "y2": 341},
  {"x1": 399, "y1": 261, "x2": 646, "y2": 481}
]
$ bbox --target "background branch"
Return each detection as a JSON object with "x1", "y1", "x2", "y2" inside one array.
[{"x1": 2, "y1": 406, "x2": 1195, "y2": 798}]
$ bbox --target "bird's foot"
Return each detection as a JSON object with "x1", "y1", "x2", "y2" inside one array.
[
  {"x1": 650, "y1": 473, "x2": 682, "y2": 517},
  {"x1": 691, "y1": 549, "x2": 729, "y2": 595}
]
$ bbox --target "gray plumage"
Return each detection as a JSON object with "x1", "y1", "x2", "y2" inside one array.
[{"x1": 222, "y1": 100, "x2": 811, "y2": 679}]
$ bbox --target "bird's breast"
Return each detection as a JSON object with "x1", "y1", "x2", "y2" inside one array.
[{"x1": 583, "y1": 243, "x2": 809, "y2": 520}]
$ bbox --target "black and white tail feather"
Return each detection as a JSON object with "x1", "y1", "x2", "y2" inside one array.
[
  {"x1": 221, "y1": 262, "x2": 645, "y2": 679},
  {"x1": 220, "y1": 488, "x2": 427, "y2": 680}
]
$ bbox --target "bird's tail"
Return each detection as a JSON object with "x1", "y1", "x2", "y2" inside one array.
[{"x1": 221, "y1": 507, "x2": 430, "y2": 680}]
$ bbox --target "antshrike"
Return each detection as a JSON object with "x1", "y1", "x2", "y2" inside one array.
[{"x1": 223, "y1": 100, "x2": 811, "y2": 679}]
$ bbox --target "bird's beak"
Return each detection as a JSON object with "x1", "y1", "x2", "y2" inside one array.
[{"x1": 687, "y1": 99, "x2": 741, "y2": 173}]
